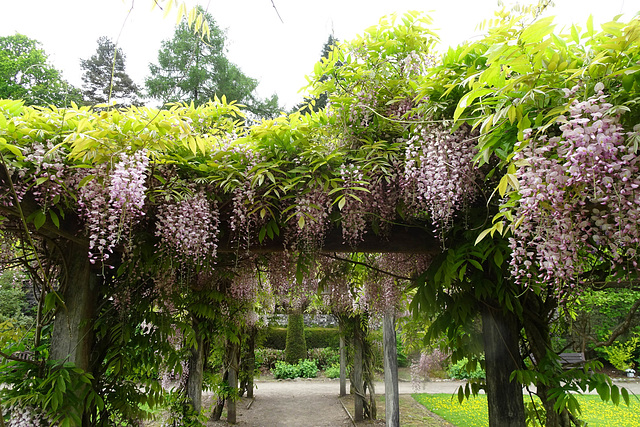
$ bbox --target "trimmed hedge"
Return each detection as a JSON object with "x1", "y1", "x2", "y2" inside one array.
[
  {"x1": 285, "y1": 313, "x2": 307, "y2": 364},
  {"x1": 305, "y1": 327, "x2": 340, "y2": 349},
  {"x1": 262, "y1": 327, "x2": 341, "y2": 350}
]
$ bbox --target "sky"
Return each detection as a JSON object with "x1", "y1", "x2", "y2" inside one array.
[{"x1": 0, "y1": 0, "x2": 637, "y2": 110}]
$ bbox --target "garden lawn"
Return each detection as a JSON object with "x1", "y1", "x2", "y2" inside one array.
[{"x1": 413, "y1": 393, "x2": 640, "y2": 427}]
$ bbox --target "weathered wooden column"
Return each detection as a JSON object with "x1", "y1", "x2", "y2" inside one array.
[
  {"x1": 49, "y1": 240, "x2": 98, "y2": 371},
  {"x1": 246, "y1": 327, "x2": 256, "y2": 399},
  {"x1": 482, "y1": 302, "x2": 526, "y2": 427},
  {"x1": 383, "y1": 312, "x2": 400, "y2": 427},
  {"x1": 186, "y1": 318, "x2": 205, "y2": 412},
  {"x1": 227, "y1": 340, "x2": 240, "y2": 424},
  {"x1": 353, "y1": 319, "x2": 364, "y2": 421},
  {"x1": 339, "y1": 320, "x2": 347, "y2": 397}
]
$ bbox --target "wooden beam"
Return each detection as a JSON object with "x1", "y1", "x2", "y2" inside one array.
[{"x1": 217, "y1": 224, "x2": 440, "y2": 254}]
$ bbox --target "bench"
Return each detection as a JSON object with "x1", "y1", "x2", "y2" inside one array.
[
  {"x1": 558, "y1": 352, "x2": 586, "y2": 368},
  {"x1": 530, "y1": 352, "x2": 586, "y2": 369}
]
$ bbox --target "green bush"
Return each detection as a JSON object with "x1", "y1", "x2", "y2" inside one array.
[
  {"x1": 272, "y1": 360, "x2": 299, "y2": 379},
  {"x1": 397, "y1": 339, "x2": 410, "y2": 368},
  {"x1": 272, "y1": 359, "x2": 318, "y2": 379},
  {"x1": 285, "y1": 313, "x2": 307, "y2": 364},
  {"x1": 447, "y1": 358, "x2": 486, "y2": 380},
  {"x1": 261, "y1": 326, "x2": 341, "y2": 350},
  {"x1": 262, "y1": 327, "x2": 288, "y2": 350},
  {"x1": 297, "y1": 359, "x2": 319, "y2": 378},
  {"x1": 325, "y1": 362, "x2": 341, "y2": 379},
  {"x1": 255, "y1": 348, "x2": 285, "y2": 370},
  {"x1": 304, "y1": 327, "x2": 340, "y2": 349},
  {"x1": 308, "y1": 347, "x2": 340, "y2": 369}
]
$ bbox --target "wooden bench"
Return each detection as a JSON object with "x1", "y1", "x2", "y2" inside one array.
[
  {"x1": 559, "y1": 352, "x2": 586, "y2": 368},
  {"x1": 530, "y1": 352, "x2": 586, "y2": 369}
]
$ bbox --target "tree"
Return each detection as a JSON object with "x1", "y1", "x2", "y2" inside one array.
[
  {"x1": 80, "y1": 36, "x2": 141, "y2": 106},
  {"x1": 0, "y1": 34, "x2": 81, "y2": 106},
  {"x1": 294, "y1": 34, "x2": 339, "y2": 114},
  {"x1": 145, "y1": 6, "x2": 279, "y2": 119}
]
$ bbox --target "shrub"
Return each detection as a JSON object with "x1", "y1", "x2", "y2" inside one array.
[
  {"x1": 397, "y1": 339, "x2": 410, "y2": 368},
  {"x1": 304, "y1": 327, "x2": 340, "y2": 349},
  {"x1": 447, "y1": 357, "x2": 486, "y2": 380},
  {"x1": 272, "y1": 359, "x2": 318, "y2": 379},
  {"x1": 272, "y1": 360, "x2": 299, "y2": 379},
  {"x1": 285, "y1": 313, "x2": 307, "y2": 364},
  {"x1": 601, "y1": 337, "x2": 640, "y2": 371},
  {"x1": 262, "y1": 327, "x2": 288, "y2": 350},
  {"x1": 308, "y1": 347, "x2": 340, "y2": 370},
  {"x1": 325, "y1": 362, "x2": 341, "y2": 379},
  {"x1": 297, "y1": 359, "x2": 319, "y2": 378},
  {"x1": 255, "y1": 348, "x2": 285, "y2": 370},
  {"x1": 261, "y1": 326, "x2": 341, "y2": 350}
]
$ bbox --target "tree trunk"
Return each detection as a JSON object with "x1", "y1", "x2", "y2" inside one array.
[
  {"x1": 482, "y1": 302, "x2": 526, "y2": 427},
  {"x1": 383, "y1": 312, "x2": 400, "y2": 427},
  {"x1": 49, "y1": 240, "x2": 99, "y2": 425},
  {"x1": 522, "y1": 293, "x2": 573, "y2": 427},
  {"x1": 49, "y1": 241, "x2": 98, "y2": 371},
  {"x1": 353, "y1": 319, "x2": 364, "y2": 422},
  {"x1": 186, "y1": 320, "x2": 205, "y2": 413}
]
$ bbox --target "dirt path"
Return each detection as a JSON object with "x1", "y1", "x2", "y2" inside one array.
[{"x1": 205, "y1": 378, "x2": 461, "y2": 426}]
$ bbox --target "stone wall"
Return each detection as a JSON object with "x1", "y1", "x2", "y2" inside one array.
[{"x1": 264, "y1": 313, "x2": 338, "y2": 328}]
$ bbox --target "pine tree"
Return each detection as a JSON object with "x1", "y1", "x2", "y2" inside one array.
[
  {"x1": 294, "y1": 34, "x2": 339, "y2": 114},
  {"x1": 145, "y1": 6, "x2": 279, "y2": 119},
  {"x1": 80, "y1": 36, "x2": 140, "y2": 106}
]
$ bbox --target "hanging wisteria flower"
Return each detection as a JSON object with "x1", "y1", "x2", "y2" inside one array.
[
  {"x1": 77, "y1": 149, "x2": 149, "y2": 264},
  {"x1": 402, "y1": 123, "x2": 481, "y2": 235},
  {"x1": 230, "y1": 257, "x2": 260, "y2": 303},
  {"x1": 288, "y1": 185, "x2": 331, "y2": 250},
  {"x1": 155, "y1": 190, "x2": 220, "y2": 265},
  {"x1": 509, "y1": 84, "x2": 640, "y2": 299}
]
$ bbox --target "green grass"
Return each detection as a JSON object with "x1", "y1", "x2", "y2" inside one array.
[{"x1": 413, "y1": 393, "x2": 640, "y2": 427}]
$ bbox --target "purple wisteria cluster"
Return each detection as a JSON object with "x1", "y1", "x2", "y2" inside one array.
[
  {"x1": 4, "y1": 405, "x2": 51, "y2": 427},
  {"x1": 317, "y1": 256, "x2": 353, "y2": 313},
  {"x1": 339, "y1": 165, "x2": 402, "y2": 246},
  {"x1": 266, "y1": 252, "x2": 318, "y2": 309},
  {"x1": 411, "y1": 348, "x2": 448, "y2": 390},
  {"x1": 402, "y1": 124, "x2": 481, "y2": 234},
  {"x1": 230, "y1": 257, "x2": 260, "y2": 303},
  {"x1": 363, "y1": 253, "x2": 431, "y2": 314},
  {"x1": 339, "y1": 164, "x2": 368, "y2": 246},
  {"x1": 20, "y1": 142, "x2": 67, "y2": 210},
  {"x1": 155, "y1": 190, "x2": 220, "y2": 264},
  {"x1": 509, "y1": 84, "x2": 640, "y2": 299},
  {"x1": 78, "y1": 149, "x2": 149, "y2": 264},
  {"x1": 290, "y1": 186, "x2": 331, "y2": 250}
]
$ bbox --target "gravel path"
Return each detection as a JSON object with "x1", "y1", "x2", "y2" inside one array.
[
  {"x1": 205, "y1": 377, "x2": 640, "y2": 426},
  {"x1": 205, "y1": 378, "x2": 466, "y2": 426}
]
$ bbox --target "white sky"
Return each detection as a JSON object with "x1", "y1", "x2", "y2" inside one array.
[{"x1": 0, "y1": 0, "x2": 636, "y2": 110}]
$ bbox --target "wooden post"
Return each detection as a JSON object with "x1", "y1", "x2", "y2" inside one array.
[
  {"x1": 50, "y1": 241, "x2": 98, "y2": 370},
  {"x1": 227, "y1": 340, "x2": 240, "y2": 424},
  {"x1": 353, "y1": 319, "x2": 364, "y2": 422},
  {"x1": 383, "y1": 312, "x2": 400, "y2": 427},
  {"x1": 339, "y1": 334, "x2": 347, "y2": 397},
  {"x1": 186, "y1": 320, "x2": 204, "y2": 413},
  {"x1": 482, "y1": 303, "x2": 526, "y2": 427},
  {"x1": 246, "y1": 328, "x2": 255, "y2": 399},
  {"x1": 49, "y1": 240, "x2": 99, "y2": 424}
]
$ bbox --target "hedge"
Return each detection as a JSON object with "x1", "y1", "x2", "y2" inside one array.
[
  {"x1": 285, "y1": 313, "x2": 307, "y2": 364},
  {"x1": 262, "y1": 327, "x2": 340, "y2": 350}
]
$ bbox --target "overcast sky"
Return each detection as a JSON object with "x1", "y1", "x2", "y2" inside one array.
[{"x1": 0, "y1": 0, "x2": 636, "y2": 110}]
